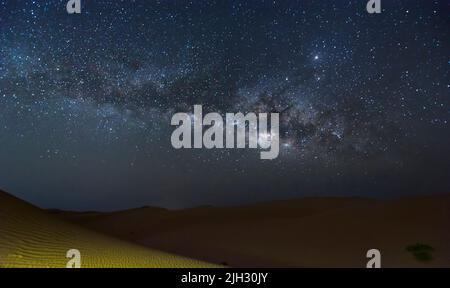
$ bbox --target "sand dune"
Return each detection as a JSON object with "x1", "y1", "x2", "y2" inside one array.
[
  {"x1": 2, "y1": 188, "x2": 449, "y2": 268},
  {"x1": 57, "y1": 196, "x2": 450, "y2": 268},
  {"x1": 0, "y1": 190, "x2": 216, "y2": 268}
]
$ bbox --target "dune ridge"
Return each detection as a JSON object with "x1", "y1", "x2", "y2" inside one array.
[{"x1": 0, "y1": 190, "x2": 217, "y2": 268}]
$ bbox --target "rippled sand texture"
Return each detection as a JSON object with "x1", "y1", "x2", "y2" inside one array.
[{"x1": 0, "y1": 191, "x2": 216, "y2": 268}]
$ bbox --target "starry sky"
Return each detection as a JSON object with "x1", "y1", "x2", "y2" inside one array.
[{"x1": 0, "y1": 0, "x2": 449, "y2": 211}]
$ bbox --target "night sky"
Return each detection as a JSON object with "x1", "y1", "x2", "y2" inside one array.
[{"x1": 0, "y1": 0, "x2": 449, "y2": 211}]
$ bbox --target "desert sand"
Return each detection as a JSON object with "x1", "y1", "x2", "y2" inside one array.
[
  {"x1": 1, "y1": 189, "x2": 449, "y2": 268},
  {"x1": 0, "y1": 190, "x2": 216, "y2": 268},
  {"x1": 56, "y1": 195, "x2": 450, "y2": 268}
]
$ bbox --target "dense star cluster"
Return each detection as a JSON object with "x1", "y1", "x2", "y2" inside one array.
[{"x1": 0, "y1": 1, "x2": 449, "y2": 210}]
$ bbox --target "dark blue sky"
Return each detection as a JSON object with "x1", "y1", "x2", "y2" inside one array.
[{"x1": 0, "y1": 0, "x2": 449, "y2": 211}]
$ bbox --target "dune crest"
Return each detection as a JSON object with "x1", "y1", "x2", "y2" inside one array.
[{"x1": 0, "y1": 190, "x2": 216, "y2": 268}]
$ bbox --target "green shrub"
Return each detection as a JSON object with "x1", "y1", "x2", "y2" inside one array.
[{"x1": 406, "y1": 243, "x2": 434, "y2": 262}]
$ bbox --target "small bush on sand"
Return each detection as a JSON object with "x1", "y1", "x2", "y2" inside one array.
[{"x1": 406, "y1": 243, "x2": 434, "y2": 262}]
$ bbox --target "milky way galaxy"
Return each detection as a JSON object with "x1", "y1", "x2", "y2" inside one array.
[{"x1": 0, "y1": 0, "x2": 449, "y2": 210}]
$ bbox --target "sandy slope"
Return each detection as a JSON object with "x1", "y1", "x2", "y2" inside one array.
[
  {"x1": 58, "y1": 196, "x2": 450, "y2": 268},
  {"x1": 0, "y1": 191, "x2": 216, "y2": 268}
]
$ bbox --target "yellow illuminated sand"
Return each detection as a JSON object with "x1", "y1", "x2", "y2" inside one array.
[{"x1": 0, "y1": 191, "x2": 217, "y2": 268}]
